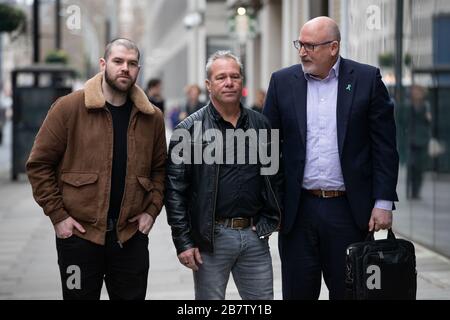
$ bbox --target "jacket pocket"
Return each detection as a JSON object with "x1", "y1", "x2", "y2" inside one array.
[
  {"x1": 61, "y1": 172, "x2": 99, "y2": 223},
  {"x1": 135, "y1": 176, "x2": 154, "y2": 213},
  {"x1": 137, "y1": 176, "x2": 154, "y2": 192}
]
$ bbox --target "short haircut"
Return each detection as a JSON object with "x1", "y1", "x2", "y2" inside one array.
[
  {"x1": 104, "y1": 38, "x2": 140, "y2": 61},
  {"x1": 205, "y1": 50, "x2": 243, "y2": 80}
]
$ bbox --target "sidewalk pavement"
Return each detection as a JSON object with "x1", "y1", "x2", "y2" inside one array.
[{"x1": 0, "y1": 176, "x2": 450, "y2": 300}]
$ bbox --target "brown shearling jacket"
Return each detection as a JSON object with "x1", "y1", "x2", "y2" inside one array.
[{"x1": 26, "y1": 73, "x2": 167, "y2": 245}]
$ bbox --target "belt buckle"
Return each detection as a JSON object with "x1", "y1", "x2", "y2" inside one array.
[
  {"x1": 231, "y1": 217, "x2": 245, "y2": 229},
  {"x1": 321, "y1": 190, "x2": 332, "y2": 198}
]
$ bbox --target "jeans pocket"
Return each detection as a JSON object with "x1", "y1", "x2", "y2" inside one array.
[{"x1": 214, "y1": 224, "x2": 224, "y2": 236}]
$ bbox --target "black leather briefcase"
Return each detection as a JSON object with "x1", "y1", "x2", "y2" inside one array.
[{"x1": 345, "y1": 229, "x2": 417, "y2": 300}]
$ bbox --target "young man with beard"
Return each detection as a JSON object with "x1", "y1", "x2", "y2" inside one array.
[{"x1": 26, "y1": 38, "x2": 166, "y2": 300}]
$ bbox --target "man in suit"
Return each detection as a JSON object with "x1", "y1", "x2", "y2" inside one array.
[{"x1": 263, "y1": 16, "x2": 399, "y2": 300}]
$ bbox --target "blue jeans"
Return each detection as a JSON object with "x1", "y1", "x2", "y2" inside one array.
[{"x1": 193, "y1": 223, "x2": 273, "y2": 300}]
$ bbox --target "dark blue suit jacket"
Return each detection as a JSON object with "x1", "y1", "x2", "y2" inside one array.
[{"x1": 263, "y1": 58, "x2": 399, "y2": 233}]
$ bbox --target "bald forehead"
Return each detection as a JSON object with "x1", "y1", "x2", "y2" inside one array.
[
  {"x1": 303, "y1": 16, "x2": 338, "y2": 30},
  {"x1": 300, "y1": 17, "x2": 340, "y2": 41}
]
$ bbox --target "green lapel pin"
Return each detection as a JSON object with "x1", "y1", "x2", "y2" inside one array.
[{"x1": 346, "y1": 84, "x2": 352, "y2": 92}]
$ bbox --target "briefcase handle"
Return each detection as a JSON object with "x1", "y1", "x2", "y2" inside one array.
[{"x1": 365, "y1": 228, "x2": 397, "y2": 242}]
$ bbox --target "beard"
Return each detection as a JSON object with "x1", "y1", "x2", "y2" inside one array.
[
  {"x1": 104, "y1": 68, "x2": 136, "y2": 93},
  {"x1": 301, "y1": 58, "x2": 315, "y2": 74}
]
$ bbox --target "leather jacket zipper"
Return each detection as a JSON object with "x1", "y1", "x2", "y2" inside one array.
[{"x1": 211, "y1": 163, "x2": 220, "y2": 250}]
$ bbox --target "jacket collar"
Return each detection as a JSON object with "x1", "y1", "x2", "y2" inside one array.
[
  {"x1": 208, "y1": 102, "x2": 249, "y2": 130},
  {"x1": 84, "y1": 72, "x2": 156, "y2": 115}
]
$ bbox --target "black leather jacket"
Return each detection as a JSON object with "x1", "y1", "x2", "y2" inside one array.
[{"x1": 165, "y1": 103, "x2": 283, "y2": 254}]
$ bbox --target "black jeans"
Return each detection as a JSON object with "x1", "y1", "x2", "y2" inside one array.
[{"x1": 56, "y1": 231, "x2": 149, "y2": 300}]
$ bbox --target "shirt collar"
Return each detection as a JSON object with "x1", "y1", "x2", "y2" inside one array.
[
  {"x1": 210, "y1": 102, "x2": 249, "y2": 129},
  {"x1": 304, "y1": 56, "x2": 341, "y2": 81}
]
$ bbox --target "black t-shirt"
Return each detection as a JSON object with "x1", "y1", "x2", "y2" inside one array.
[{"x1": 106, "y1": 99, "x2": 132, "y2": 220}]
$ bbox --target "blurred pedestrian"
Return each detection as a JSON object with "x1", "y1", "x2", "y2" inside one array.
[
  {"x1": 178, "y1": 84, "x2": 206, "y2": 123},
  {"x1": 26, "y1": 38, "x2": 167, "y2": 300},
  {"x1": 146, "y1": 78, "x2": 165, "y2": 113},
  {"x1": 406, "y1": 85, "x2": 432, "y2": 199},
  {"x1": 251, "y1": 89, "x2": 266, "y2": 113},
  {"x1": 169, "y1": 105, "x2": 182, "y2": 130},
  {"x1": 185, "y1": 84, "x2": 205, "y2": 116}
]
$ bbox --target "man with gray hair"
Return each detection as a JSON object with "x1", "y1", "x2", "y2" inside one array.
[
  {"x1": 166, "y1": 51, "x2": 282, "y2": 299},
  {"x1": 27, "y1": 38, "x2": 166, "y2": 299},
  {"x1": 264, "y1": 16, "x2": 399, "y2": 299}
]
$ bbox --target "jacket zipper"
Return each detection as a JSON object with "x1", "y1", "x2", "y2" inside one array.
[
  {"x1": 209, "y1": 109, "x2": 220, "y2": 252},
  {"x1": 104, "y1": 108, "x2": 122, "y2": 247},
  {"x1": 211, "y1": 163, "x2": 220, "y2": 251},
  {"x1": 115, "y1": 110, "x2": 136, "y2": 248}
]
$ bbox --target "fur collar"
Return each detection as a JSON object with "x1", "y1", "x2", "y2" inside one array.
[{"x1": 84, "y1": 72, "x2": 155, "y2": 115}]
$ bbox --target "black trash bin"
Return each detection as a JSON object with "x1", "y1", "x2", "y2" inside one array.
[{"x1": 11, "y1": 64, "x2": 75, "y2": 180}]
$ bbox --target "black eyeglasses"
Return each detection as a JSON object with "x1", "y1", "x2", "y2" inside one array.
[{"x1": 293, "y1": 40, "x2": 337, "y2": 52}]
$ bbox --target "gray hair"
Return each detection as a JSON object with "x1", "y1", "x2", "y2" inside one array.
[
  {"x1": 104, "y1": 38, "x2": 140, "y2": 61},
  {"x1": 205, "y1": 50, "x2": 243, "y2": 80},
  {"x1": 331, "y1": 24, "x2": 341, "y2": 42}
]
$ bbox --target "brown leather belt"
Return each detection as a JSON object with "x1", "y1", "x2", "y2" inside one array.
[
  {"x1": 304, "y1": 189, "x2": 346, "y2": 198},
  {"x1": 216, "y1": 217, "x2": 253, "y2": 229}
]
